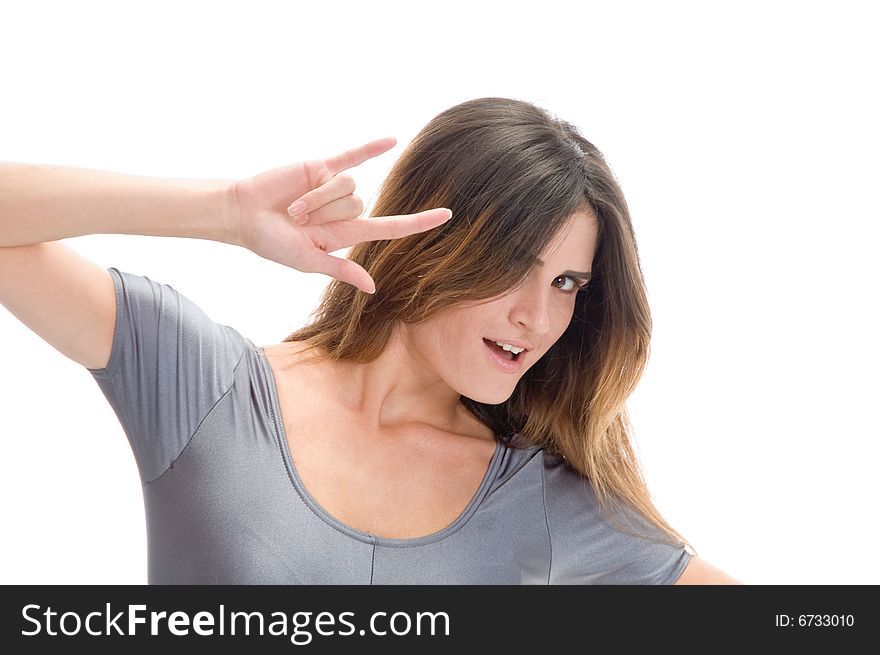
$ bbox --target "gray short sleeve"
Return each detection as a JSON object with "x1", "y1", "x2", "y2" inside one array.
[
  {"x1": 543, "y1": 452, "x2": 693, "y2": 584},
  {"x1": 87, "y1": 267, "x2": 246, "y2": 485}
]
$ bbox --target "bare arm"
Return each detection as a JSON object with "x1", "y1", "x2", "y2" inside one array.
[
  {"x1": 0, "y1": 162, "x2": 239, "y2": 247},
  {"x1": 675, "y1": 556, "x2": 744, "y2": 585},
  {"x1": 1, "y1": 142, "x2": 453, "y2": 371}
]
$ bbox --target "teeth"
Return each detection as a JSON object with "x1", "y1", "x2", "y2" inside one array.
[{"x1": 493, "y1": 340, "x2": 525, "y2": 354}]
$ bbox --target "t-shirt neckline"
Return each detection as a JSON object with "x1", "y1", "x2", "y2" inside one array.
[{"x1": 251, "y1": 339, "x2": 507, "y2": 548}]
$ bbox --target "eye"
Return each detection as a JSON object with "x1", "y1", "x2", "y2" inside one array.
[{"x1": 554, "y1": 275, "x2": 589, "y2": 294}]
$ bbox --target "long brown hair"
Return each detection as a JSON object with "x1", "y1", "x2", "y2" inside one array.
[{"x1": 283, "y1": 97, "x2": 695, "y2": 554}]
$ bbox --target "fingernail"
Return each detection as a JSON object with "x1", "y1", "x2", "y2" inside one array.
[{"x1": 288, "y1": 200, "x2": 306, "y2": 216}]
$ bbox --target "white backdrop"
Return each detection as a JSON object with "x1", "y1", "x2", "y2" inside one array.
[{"x1": 1, "y1": 0, "x2": 877, "y2": 584}]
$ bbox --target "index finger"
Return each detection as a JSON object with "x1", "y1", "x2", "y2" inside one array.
[
  {"x1": 323, "y1": 137, "x2": 398, "y2": 175},
  {"x1": 364, "y1": 208, "x2": 454, "y2": 241}
]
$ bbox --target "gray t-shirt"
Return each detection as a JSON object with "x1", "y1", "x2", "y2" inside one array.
[{"x1": 86, "y1": 267, "x2": 693, "y2": 584}]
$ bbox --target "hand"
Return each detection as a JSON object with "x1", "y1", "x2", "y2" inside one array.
[{"x1": 229, "y1": 137, "x2": 452, "y2": 294}]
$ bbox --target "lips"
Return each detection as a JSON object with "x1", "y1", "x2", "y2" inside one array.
[
  {"x1": 483, "y1": 337, "x2": 525, "y2": 373},
  {"x1": 483, "y1": 338, "x2": 529, "y2": 367},
  {"x1": 483, "y1": 337, "x2": 533, "y2": 352}
]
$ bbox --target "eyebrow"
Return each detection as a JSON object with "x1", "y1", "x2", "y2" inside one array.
[{"x1": 535, "y1": 257, "x2": 592, "y2": 281}]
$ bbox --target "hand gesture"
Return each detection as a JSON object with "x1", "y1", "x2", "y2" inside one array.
[{"x1": 231, "y1": 137, "x2": 451, "y2": 294}]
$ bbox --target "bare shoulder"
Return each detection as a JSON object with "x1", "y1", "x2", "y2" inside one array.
[
  {"x1": 675, "y1": 556, "x2": 744, "y2": 585},
  {"x1": 260, "y1": 340, "x2": 316, "y2": 357},
  {"x1": 260, "y1": 341, "x2": 324, "y2": 371}
]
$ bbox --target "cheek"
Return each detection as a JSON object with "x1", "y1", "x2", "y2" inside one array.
[{"x1": 420, "y1": 323, "x2": 471, "y2": 363}]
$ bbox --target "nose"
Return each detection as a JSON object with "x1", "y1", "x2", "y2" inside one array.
[{"x1": 507, "y1": 282, "x2": 552, "y2": 340}]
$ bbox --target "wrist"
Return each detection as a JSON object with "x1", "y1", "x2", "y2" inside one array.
[
  {"x1": 215, "y1": 181, "x2": 244, "y2": 248},
  {"x1": 177, "y1": 177, "x2": 243, "y2": 246}
]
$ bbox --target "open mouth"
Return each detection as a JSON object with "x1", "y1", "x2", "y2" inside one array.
[{"x1": 483, "y1": 338, "x2": 522, "y2": 362}]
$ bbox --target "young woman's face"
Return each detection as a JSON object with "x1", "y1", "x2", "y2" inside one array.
[{"x1": 406, "y1": 211, "x2": 599, "y2": 404}]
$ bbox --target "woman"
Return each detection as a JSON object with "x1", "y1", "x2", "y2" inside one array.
[{"x1": 0, "y1": 97, "x2": 739, "y2": 584}]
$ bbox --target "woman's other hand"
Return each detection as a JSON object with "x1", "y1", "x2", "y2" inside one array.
[{"x1": 230, "y1": 137, "x2": 452, "y2": 294}]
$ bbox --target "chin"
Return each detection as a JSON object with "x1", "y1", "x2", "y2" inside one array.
[{"x1": 471, "y1": 389, "x2": 516, "y2": 406}]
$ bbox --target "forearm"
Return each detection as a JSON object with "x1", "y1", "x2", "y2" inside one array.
[{"x1": 0, "y1": 162, "x2": 240, "y2": 247}]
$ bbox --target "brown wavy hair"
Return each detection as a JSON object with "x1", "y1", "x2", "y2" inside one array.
[{"x1": 282, "y1": 97, "x2": 695, "y2": 554}]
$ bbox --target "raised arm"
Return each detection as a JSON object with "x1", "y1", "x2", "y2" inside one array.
[
  {"x1": 0, "y1": 162, "x2": 236, "y2": 370},
  {"x1": 0, "y1": 161, "x2": 237, "y2": 247},
  {"x1": 1, "y1": 138, "x2": 453, "y2": 369}
]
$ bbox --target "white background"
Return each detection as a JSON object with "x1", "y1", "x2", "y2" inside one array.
[{"x1": 1, "y1": 0, "x2": 877, "y2": 585}]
